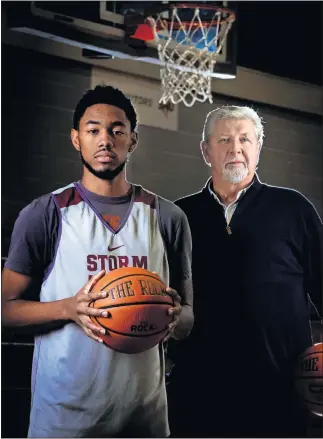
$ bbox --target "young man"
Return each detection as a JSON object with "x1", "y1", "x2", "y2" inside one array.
[
  {"x1": 2, "y1": 85, "x2": 194, "y2": 438},
  {"x1": 167, "y1": 106, "x2": 322, "y2": 438}
]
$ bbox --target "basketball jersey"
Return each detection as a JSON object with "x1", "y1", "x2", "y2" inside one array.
[{"x1": 28, "y1": 182, "x2": 170, "y2": 438}]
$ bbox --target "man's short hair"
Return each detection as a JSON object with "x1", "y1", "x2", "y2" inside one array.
[
  {"x1": 202, "y1": 106, "x2": 265, "y2": 148},
  {"x1": 73, "y1": 84, "x2": 138, "y2": 132}
]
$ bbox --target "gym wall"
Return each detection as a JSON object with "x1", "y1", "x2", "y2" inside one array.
[{"x1": 2, "y1": 45, "x2": 322, "y2": 259}]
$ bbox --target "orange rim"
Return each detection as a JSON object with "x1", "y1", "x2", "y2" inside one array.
[{"x1": 161, "y1": 3, "x2": 236, "y2": 28}]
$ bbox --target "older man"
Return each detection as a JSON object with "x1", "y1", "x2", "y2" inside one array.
[{"x1": 167, "y1": 106, "x2": 322, "y2": 438}]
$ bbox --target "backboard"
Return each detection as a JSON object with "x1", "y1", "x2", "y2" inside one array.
[{"x1": 5, "y1": 1, "x2": 237, "y2": 79}]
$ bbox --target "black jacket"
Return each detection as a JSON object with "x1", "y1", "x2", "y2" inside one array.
[{"x1": 169, "y1": 175, "x2": 322, "y2": 394}]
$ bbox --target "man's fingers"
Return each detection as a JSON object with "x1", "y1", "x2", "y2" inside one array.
[
  {"x1": 81, "y1": 316, "x2": 106, "y2": 335},
  {"x1": 168, "y1": 315, "x2": 179, "y2": 328},
  {"x1": 84, "y1": 327, "x2": 104, "y2": 343},
  {"x1": 168, "y1": 306, "x2": 182, "y2": 316},
  {"x1": 163, "y1": 331, "x2": 172, "y2": 343},
  {"x1": 83, "y1": 306, "x2": 111, "y2": 318},
  {"x1": 84, "y1": 270, "x2": 106, "y2": 294},
  {"x1": 162, "y1": 312, "x2": 180, "y2": 342},
  {"x1": 79, "y1": 290, "x2": 108, "y2": 304},
  {"x1": 86, "y1": 290, "x2": 108, "y2": 302},
  {"x1": 166, "y1": 287, "x2": 181, "y2": 304},
  {"x1": 162, "y1": 316, "x2": 179, "y2": 343}
]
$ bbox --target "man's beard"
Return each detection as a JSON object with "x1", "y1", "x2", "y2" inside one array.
[
  {"x1": 80, "y1": 150, "x2": 126, "y2": 181},
  {"x1": 222, "y1": 165, "x2": 249, "y2": 184}
]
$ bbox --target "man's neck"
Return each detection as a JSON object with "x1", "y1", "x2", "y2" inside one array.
[
  {"x1": 211, "y1": 174, "x2": 254, "y2": 205},
  {"x1": 81, "y1": 170, "x2": 131, "y2": 197}
]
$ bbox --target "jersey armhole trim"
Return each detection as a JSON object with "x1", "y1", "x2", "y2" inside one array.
[
  {"x1": 42, "y1": 194, "x2": 63, "y2": 283},
  {"x1": 155, "y1": 197, "x2": 170, "y2": 269}
]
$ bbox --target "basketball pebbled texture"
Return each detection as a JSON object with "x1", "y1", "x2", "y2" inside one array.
[
  {"x1": 294, "y1": 342, "x2": 323, "y2": 417},
  {"x1": 89, "y1": 267, "x2": 174, "y2": 354}
]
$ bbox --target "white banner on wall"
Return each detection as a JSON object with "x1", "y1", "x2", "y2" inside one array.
[{"x1": 91, "y1": 67, "x2": 179, "y2": 131}]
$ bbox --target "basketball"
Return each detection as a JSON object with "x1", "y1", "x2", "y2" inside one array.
[
  {"x1": 89, "y1": 267, "x2": 174, "y2": 354},
  {"x1": 294, "y1": 342, "x2": 323, "y2": 417}
]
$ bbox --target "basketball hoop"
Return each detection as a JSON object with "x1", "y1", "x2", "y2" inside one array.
[{"x1": 145, "y1": 3, "x2": 235, "y2": 107}]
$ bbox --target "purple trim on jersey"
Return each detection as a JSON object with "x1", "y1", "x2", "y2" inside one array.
[
  {"x1": 74, "y1": 182, "x2": 136, "y2": 235},
  {"x1": 55, "y1": 186, "x2": 83, "y2": 209},
  {"x1": 43, "y1": 194, "x2": 63, "y2": 283},
  {"x1": 134, "y1": 188, "x2": 156, "y2": 208},
  {"x1": 155, "y1": 196, "x2": 168, "y2": 270},
  {"x1": 117, "y1": 186, "x2": 137, "y2": 233}
]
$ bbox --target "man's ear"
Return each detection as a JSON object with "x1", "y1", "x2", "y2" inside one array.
[
  {"x1": 71, "y1": 129, "x2": 80, "y2": 152},
  {"x1": 200, "y1": 141, "x2": 211, "y2": 167},
  {"x1": 128, "y1": 131, "x2": 138, "y2": 153}
]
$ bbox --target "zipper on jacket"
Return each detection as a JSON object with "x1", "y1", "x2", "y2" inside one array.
[{"x1": 226, "y1": 225, "x2": 232, "y2": 235}]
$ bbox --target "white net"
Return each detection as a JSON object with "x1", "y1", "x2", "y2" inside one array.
[{"x1": 151, "y1": 6, "x2": 235, "y2": 107}]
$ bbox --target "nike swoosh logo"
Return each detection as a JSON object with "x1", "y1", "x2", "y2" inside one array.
[{"x1": 108, "y1": 245, "x2": 124, "y2": 252}]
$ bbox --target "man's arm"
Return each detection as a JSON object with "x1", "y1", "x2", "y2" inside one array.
[
  {"x1": 2, "y1": 197, "x2": 72, "y2": 329},
  {"x1": 2, "y1": 266, "x2": 109, "y2": 342},
  {"x1": 157, "y1": 197, "x2": 194, "y2": 340},
  {"x1": 303, "y1": 201, "x2": 323, "y2": 323},
  {"x1": 2, "y1": 267, "x2": 69, "y2": 328},
  {"x1": 1, "y1": 196, "x2": 110, "y2": 342},
  {"x1": 172, "y1": 277, "x2": 194, "y2": 340}
]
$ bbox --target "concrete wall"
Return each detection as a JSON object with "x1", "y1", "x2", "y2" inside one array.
[
  {"x1": 128, "y1": 99, "x2": 323, "y2": 217},
  {"x1": 2, "y1": 46, "x2": 91, "y2": 256},
  {"x1": 2, "y1": 45, "x2": 322, "y2": 258}
]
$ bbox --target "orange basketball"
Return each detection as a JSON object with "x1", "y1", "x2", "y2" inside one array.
[
  {"x1": 294, "y1": 342, "x2": 323, "y2": 417},
  {"x1": 89, "y1": 267, "x2": 174, "y2": 354}
]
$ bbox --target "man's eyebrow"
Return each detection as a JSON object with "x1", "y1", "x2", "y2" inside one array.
[
  {"x1": 84, "y1": 120, "x2": 127, "y2": 127},
  {"x1": 85, "y1": 120, "x2": 101, "y2": 126},
  {"x1": 218, "y1": 132, "x2": 251, "y2": 136},
  {"x1": 110, "y1": 121, "x2": 127, "y2": 128}
]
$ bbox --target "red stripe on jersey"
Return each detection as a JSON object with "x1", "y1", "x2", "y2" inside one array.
[
  {"x1": 54, "y1": 187, "x2": 83, "y2": 209},
  {"x1": 134, "y1": 189, "x2": 156, "y2": 208}
]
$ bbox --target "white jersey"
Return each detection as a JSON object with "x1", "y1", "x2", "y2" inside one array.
[{"x1": 28, "y1": 182, "x2": 170, "y2": 438}]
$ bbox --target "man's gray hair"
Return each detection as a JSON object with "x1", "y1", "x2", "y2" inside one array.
[{"x1": 202, "y1": 106, "x2": 265, "y2": 148}]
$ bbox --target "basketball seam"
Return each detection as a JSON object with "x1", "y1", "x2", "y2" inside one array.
[
  {"x1": 97, "y1": 301, "x2": 173, "y2": 309},
  {"x1": 298, "y1": 350, "x2": 323, "y2": 360},
  {"x1": 92, "y1": 315, "x2": 168, "y2": 338}
]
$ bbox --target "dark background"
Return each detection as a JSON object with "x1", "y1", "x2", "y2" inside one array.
[{"x1": 237, "y1": 1, "x2": 322, "y2": 85}]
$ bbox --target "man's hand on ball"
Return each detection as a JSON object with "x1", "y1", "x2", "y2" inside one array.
[
  {"x1": 65, "y1": 270, "x2": 109, "y2": 343},
  {"x1": 164, "y1": 287, "x2": 182, "y2": 342}
]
